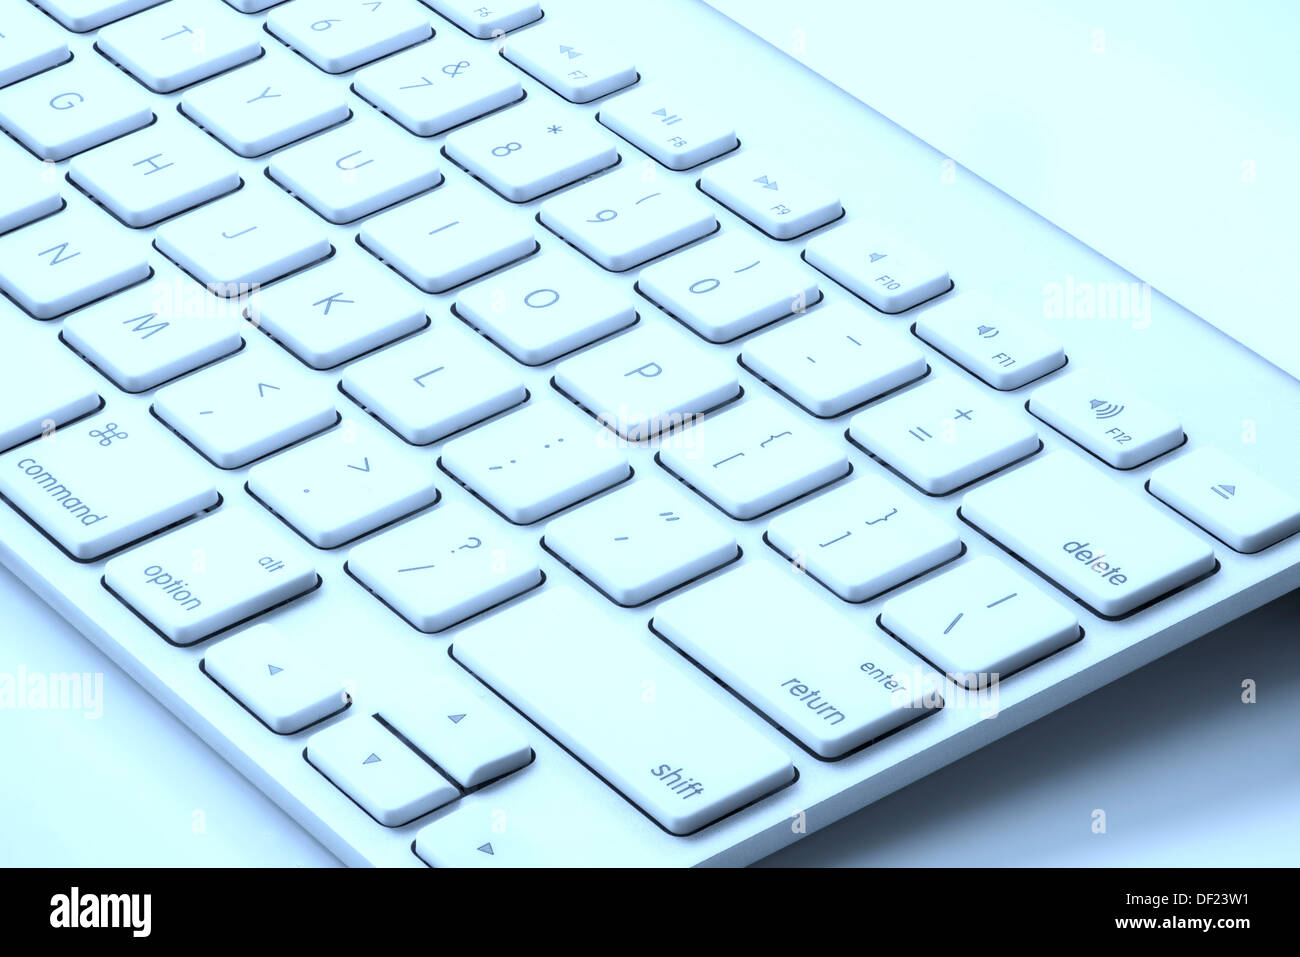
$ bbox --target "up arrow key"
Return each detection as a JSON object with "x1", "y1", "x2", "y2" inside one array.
[{"x1": 362, "y1": 753, "x2": 382, "y2": 765}]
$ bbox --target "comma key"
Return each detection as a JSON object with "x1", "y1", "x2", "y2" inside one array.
[
  {"x1": 0, "y1": 409, "x2": 216, "y2": 561},
  {"x1": 104, "y1": 506, "x2": 318, "y2": 645}
]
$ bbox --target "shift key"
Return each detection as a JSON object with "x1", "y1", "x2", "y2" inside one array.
[
  {"x1": 961, "y1": 451, "x2": 1215, "y2": 617},
  {"x1": 453, "y1": 587, "x2": 795, "y2": 835}
]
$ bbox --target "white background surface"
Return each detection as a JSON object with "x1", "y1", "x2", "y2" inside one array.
[{"x1": 3, "y1": 561, "x2": 1297, "y2": 867}]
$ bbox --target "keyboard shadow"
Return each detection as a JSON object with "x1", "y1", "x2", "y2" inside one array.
[{"x1": 758, "y1": 587, "x2": 1300, "y2": 866}]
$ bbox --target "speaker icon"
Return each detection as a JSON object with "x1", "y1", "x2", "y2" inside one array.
[{"x1": 1089, "y1": 398, "x2": 1125, "y2": 419}]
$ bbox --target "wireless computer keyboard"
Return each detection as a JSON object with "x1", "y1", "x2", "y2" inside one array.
[{"x1": 3, "y1": 0, "x2": 1300, "y2": 867}]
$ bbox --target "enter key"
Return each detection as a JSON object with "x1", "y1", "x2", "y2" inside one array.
[{"x1": 961, "y1": 451, "x2": 1216, "y2": 618}]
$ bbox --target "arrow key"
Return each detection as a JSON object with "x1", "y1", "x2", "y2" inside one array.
[
  {"x1": 415, "y1": 802, "x2": 543, "y2": 867},
  {"x1": 307, "y1": 714, "x2": 459, "y2": 827},
  {"x1": 383, "y1": 677, "x2": 531, "y2": 788},
  {"x1": 204, "y1": 623, "x2": 349, "y2": 733}
]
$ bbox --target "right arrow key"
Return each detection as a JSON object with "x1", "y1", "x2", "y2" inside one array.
[{"x1": 1148, "y1": 447, "x2": 1300, "y2": 553}]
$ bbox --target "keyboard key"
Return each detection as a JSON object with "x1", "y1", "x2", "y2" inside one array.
[
  {"x1": 306, "y1": 714, "x2": 458, "y2": 826},
  {"x1": 502, "y1": 22, "x2": 636, "y2": 103},
  {"x1": 247, "y1": 423, "x2": 439, "y2": 547},
  {"x1": 353, "y1": 39, "x2": 522, "y2": 136},
  {"x1": 222, "y1": 0, "x2": 286, "y2": 12},
  {"x1": 766, "y1": 474, "x2": 962, "y2": 602},
  {"x1": 248, "y1": 255, "x2": 426, "y2": 368},
  {"x1": 266, "y1": 0, "x2": 432, "y2": 74},
  {"x1": 203, "y1": 622, "x2": 349, "y2": 733},
  {"x1": 804, "y1": 220, "x2": 950, "y2": 314},
  {"x1": 32, "y1": 0, "x2": 165, "y2": 32},
  {"x1": 0, "y1": 61, "x2": 152, "y2": 162},
  {"x1": 0, "y1": 409, "x2": 216, "y2": 560},
  {"x1": 440, "y1": 402, "x2": 630, "y2": 524},
  {"x1": 359, "y1": 185, "x2": 535, "y2": 293},
  {"x1": 68, "y1": 124, "x2": 241, "y2": 227},
  {"x1": 741, "y1": 302, "x2": 927, "y2": 417},
  {"x1": 340, "y1": 327, "x2": 526, "y2": 445},
  {"x1": 915, "y1": 294, "x2": 1065, "y2": 390},
  {"x1": 544, "y1": 479, "x2": 737, "y2": 605},
  {"x1": 61, "y1": 273, "x2": 244, "y2": 392},
  {"x1": 104, "y1": 506, "x2": 319, "y2": 644},
  {"x1": 1148, "y1": 446, "x2": 1300, "y2": 553},
  {"x1": 699, "y1": 149, "x2": 843, "y2": 240},
  {"x1": 153, "y1": 352, "x2": 338, "y2": 468},
  {"x1": 443, "y1": 98, "x2": 618, "y2": 202},
  {"x1": 848, "y1": 377, "x2": 1039, "y2": 495},
  {"x1": 181, "y1": 58, "x2": 350, "y2": 157},
  {"x1": 423, "y1": 0, "x2": 540, "y2": 39},
  {"x1": 414, "y1": 802, "x2": 544, "y2": 867},
  {"x1": 961, "y1": 450, "x2": 1217, "y2": 618},
  {"x1": 0, "y1": 149, "x2": 61, "y2": 233},
  {"x1": 638, "y1": 231, "x2": 821, "y2": 342},
  {"x1": 453, "y1": 586, "x2": 795, "y2": 834},
  {"x1": 880, "y1": 556, "x2": 1081, "y2": 688},
  {"x1": 552, "y1": 322, "x2": 740, "y2": 440},
  {"x1": 348, "y1": 501, "x2": 542, "y2": 631},
  {"x1": 598, "y1": 83, "x2": 737, "y2": 170},
  {"x1": 538, "y1": 166, "x2": 717, "y2": 271},
  {"x1": 654, "y1": 562, "x2": 940, "y2": 759},
  {"x1": 0, "y1": 3, "x2": 69, "y2": 88},
  {"x1": 97, "y1": 0, "x2": 261, "y2": 93},
  {"x1": 658, "y1": 398, "x2": 850, "y2": 519},
  {"x1": 454, "y1": 251, "x2": 636, "y2": 365},
  {"x1": 268, "y1": 115, "x2": 442, "y2": 224},
  {"x1": 0, "y1": 334, "x2": 100, "y2": 451},
  {"x1": 154, "y1": 190, "x2": 331, "y2": 294},
  {"x1": 1028, "y1": 371, "x2": 1183, "y2": 469},
  {"x1": 0, "y1": 207, "x2": 150, "y2": 318},
  {"x1": 381, "y1": 677, "x2": 531, "y2": 786}
]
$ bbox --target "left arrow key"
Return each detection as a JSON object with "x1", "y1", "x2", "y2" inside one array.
[{"x1": 205, "y1": 624, "x2": 349, "y2": 733}]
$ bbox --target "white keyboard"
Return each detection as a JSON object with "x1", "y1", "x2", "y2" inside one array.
[{"x1": 3, "y1": 0, "x2": 1300, "y2": 867}]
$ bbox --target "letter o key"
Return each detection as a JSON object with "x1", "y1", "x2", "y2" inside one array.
[{"x1": 524, "y1": 288, "x2": 560, "y2": 309}]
